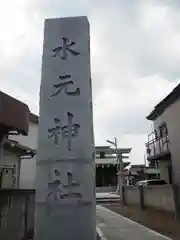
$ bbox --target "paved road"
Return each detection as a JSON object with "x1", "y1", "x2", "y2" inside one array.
[{"x1": 96, "y1": 205, "x2": 171, "y2": 240}]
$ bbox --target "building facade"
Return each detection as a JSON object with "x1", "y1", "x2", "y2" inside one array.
[
  {"x1": 95, "y1": 146, "x2": 131, "y2": 187},
  {"x1": 0, "y1": 91, "x2": 131, "y2": 189},
  {"x1": 9, "y1": 113, "x2": 38, "y2": 188},
  {"x1": 145, "y1": 83, "x2": 180, "y2": 185},
  {"x1": 8, "y1": 114, "x2": 131, "y2": 189},
  {"x1": 126, "y1": 164, "x2": 160, "y2": 185},
  {"x1": 0, "y1": 139, "x2": 35, "y2": 188},
  {"x1": 0, "y1": 90, "x2": 34, "y2": 189}
]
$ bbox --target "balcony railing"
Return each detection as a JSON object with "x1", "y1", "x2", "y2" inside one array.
[{"x1": 146, "y1": 135, "x2": 170, "y2": 159}]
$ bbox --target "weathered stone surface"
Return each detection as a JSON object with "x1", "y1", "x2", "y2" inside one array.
[
  {"x1": 36, "y1": 203, "x2": 96, "y2": 239},
  {"x1": 35, "y1": 16, "x2": 96, "y2": 240},
  {"x1": 36, "y1": 162, "x2": 95, "y2": 203},
  {"x1": 37, "y1": 16, "x2": 94, "y2": 162}
]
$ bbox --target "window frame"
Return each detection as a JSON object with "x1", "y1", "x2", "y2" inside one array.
[{"x1": 159, "y1": 122, "x2": 168, "y2": 138}]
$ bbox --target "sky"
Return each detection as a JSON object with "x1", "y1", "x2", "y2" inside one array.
[{"x1": 0, "y1": 0, "x2": 180, "y2": 164}]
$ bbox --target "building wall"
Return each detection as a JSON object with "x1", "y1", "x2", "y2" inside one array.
[
  {"x1": 0, "y1": 189, "x2": 35, "y2": 240},
  {"x1": 153, "y1": 98, "x2": 180, "y2": 184},
  {"x1": 10, "y1": 122, "x2": 38, "y2": 150},
  {"x1": 124, "y1": 186, "x2": 140, "y2": 205},
  {"x1": 159, "y1": 161, "x2": 169, "y2": 183},
  {"x1": 2, "y1": 150, "x2": 20, "y2": 188},
  {"x1": 124, "y1": 186, "x2": 175, "y2": 212},
  {"x1": 144, "y1": 186, "x2": 174, "y2": 212},
  {"x1": 10, "y1": 122, "x2": 38, "y2": 189}
]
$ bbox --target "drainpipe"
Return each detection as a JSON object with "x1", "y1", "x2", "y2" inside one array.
[
  {"x1": 0, "y1": 132, "x2": 6, "y2": 165},
  {"x1": 16, "y1": 157, "x2": 21, "y2": 188}
]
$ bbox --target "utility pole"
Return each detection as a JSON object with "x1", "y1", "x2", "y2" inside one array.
[
  {"x1": 107, "y1": 138, "x2": 131, "y2": 200},
  {"x1": 118, "y1": 153, "x2": 124, "y2": 197},
  {"x1": 114, "y1": 137, "x2": 119, "y2": 176}
]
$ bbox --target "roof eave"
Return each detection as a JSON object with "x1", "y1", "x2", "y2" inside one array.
[
  {"x1": 146, "y1": 83, "x2": 180, "y2": 121},
  {"x1": 146, "y1": 111, "x2": 157, "y2": 121}
]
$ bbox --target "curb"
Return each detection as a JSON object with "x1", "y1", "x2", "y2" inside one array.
[
  {"x1": 96, "y1": 226, "x2": 108, "y2": 240},
  {"x1": 99, "y1": 206, "x2": 172, "y2": 240}
]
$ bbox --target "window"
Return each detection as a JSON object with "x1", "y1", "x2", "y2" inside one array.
[
  {"x1": 147, "y1": 180, "x2": 167, "y2": 185},
  {"x1": 150, "y1": 160, "x2": 156, "y2": 168},
  {"x1": 100, "y1": 152, "x2": 105, "y2": 158},
  {"x1": 154, "y1": 130, "x2": 158, "y2": 140},
  {"x1": 159, "y1": 123, "x2": 168, "y2": 138}
]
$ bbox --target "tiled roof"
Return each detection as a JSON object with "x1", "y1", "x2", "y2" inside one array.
[
  {"x1": 4, "y1": 139, "x2": 36, "y2": 158},
  {"x1": 0, "y1": 91, "x2": 29, "y2": 135}
]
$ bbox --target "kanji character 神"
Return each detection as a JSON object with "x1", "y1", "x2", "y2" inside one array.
[{"x1": 48, "y1": 112, "x2": 80, "y2": 151}]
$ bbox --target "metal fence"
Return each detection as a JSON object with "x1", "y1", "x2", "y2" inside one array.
[{"x1": 0, "y1": 189, "x2": 35, "y2": 240}]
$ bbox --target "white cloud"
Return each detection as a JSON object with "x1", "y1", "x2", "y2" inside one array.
[
  {"x1": 0, "y1": 0, "x2": 180, "y2": 164},
  {"x1": 0, "y1": 1, "x2": 36, "y2": 60},
  {"x1": 139, "y1": 2, "x2": 169, "y2": 29}
]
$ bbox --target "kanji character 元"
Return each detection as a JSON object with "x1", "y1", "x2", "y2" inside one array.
[{"x1": 51, "y1": 74, "x2": 80, "y2": 97}]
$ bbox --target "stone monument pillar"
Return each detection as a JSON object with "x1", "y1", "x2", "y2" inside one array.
[{"x1": 35, "y1": 16, "x2": 96, "y2": 240}]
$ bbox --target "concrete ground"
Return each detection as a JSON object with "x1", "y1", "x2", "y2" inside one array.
[
  {"x1": 105, "y1": 203, "x2": 180, "y2": 240},
  {"x1": 96, "y1": 205, "x2": 171, "y2": 240}
]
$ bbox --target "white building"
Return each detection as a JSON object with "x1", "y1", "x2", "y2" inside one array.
[
  {"x1": 9, "y1": 113, "x2": 38, "y2": 188},
  {"x1": 0, "y1": 90, "x2": 35, "y2": 189},
  {"x1": 145, "y1": 83, "x2": 180, "y2": 185}
]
